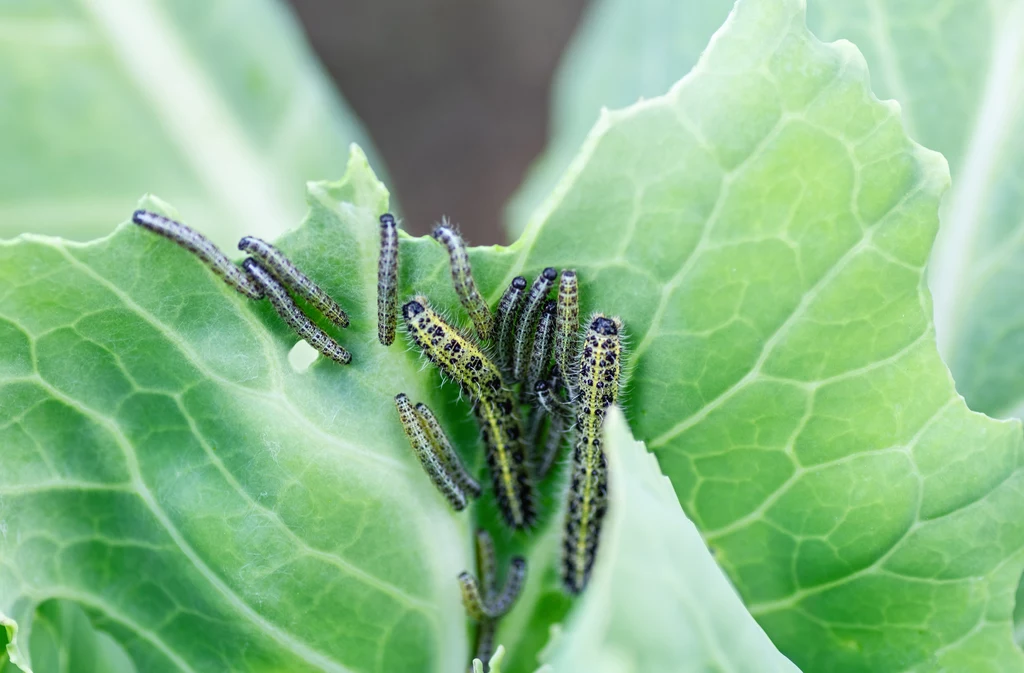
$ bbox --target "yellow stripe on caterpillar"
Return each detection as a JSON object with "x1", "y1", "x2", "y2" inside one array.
[{"x1": 562, "y1": 314, "x2": 622, "y2": 593}]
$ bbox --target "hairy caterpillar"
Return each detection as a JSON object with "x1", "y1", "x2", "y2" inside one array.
[
  {"x1": 238, "y1": 236, "x2": 350, "y2": 328},
  {"x1": 562, "y1": 315, "x2": 622, "y2": 594},
  {"x1": 512, "y1": 267, "x2": 558, "y2": 381},
  {"x1": 525, "y1": 300, "x2": 557, "y2": 397},
  {"x1": 493, "y1": 276, "x2": 527, "y2": 372},
  {"x1": 432, "y1": 221, "x2": 493, "y2": 341},
  {"x1": 553, "y1": 269, "x2": 579, "y2": 385},
  {"x1": 377, "y1": 213, "x2": 399, "y2": 346}
]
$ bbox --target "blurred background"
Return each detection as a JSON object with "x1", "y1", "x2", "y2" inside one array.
[
  {"x1": 0, "y1": 0, "x2": 590, "y2": 248},
  {"x1": 289, "y1": 0, "x2": 589, "y2": 244}
]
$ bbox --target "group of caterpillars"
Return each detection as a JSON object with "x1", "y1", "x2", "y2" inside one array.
[{"x1": 130, "y1": 208, "x2": 624, "y2": 672}]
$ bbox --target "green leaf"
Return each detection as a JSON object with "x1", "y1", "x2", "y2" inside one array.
[
  {"x1": 4, "y1": 0, "x2": 1024, "y2": 672},
  {"x1": 0, "y1": 0, "x2": 382, "y2": 247},
  {"x1": 803, "y1": 1, "x2": 1024, "y2": 419},
  {"x1": 536, "y1": 408, "x2": 800, "y2": 673}
]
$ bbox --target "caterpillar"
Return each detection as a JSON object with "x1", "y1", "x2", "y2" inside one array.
[
  {"x1": 512, "y1": 267, "x2": 558, "y2": 381},
  {"x1": 402, "y1": 297, "x2": 535, "y2": 529},
  {"x1": 524, "y1": 300, "x2": 557, "y2": 398},
  {"x1": 415, "y1": 401, "x2": 482, "y2": 499},
  {"x1": 457, "y1": 556, "x2": 527, "y2": 619},
  {"x1": 242, "y1": 258, "x2": 352, "y2": 365},
  {"x1": 553, "y1": 269, "x2": 579, "y2": 385},
  {"x1": 132, "y1": 209, "x2": 263, "y2": 299},
  {"x1": 238, "y1": 236, "x2": 350, "y2": 328},
  {"x1": 432, "y1": 221, "x2": 493, "y2": 341},
  {"x1": 493, "y1": 276, "x2": 527, "y2": 372},
  {"x1": 562, "y1": 314, "x2": 622, "y2": 594},
  {"x1": 394, "y1": 393, "x2": 467, "y2": 511},
  {"x1": 378, "y1": 213, "x2": 399, "y2": 346}
]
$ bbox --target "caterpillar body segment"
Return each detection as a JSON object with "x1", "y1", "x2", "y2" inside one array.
[
  {"x1": 563, "y1": 443, "x2": 608, "y2": 594},
  {"x1": 473, "y1": 621, "x2": 496, "y2": 673},
  {"x1": 458, "y1": 572, "x2": 489, "y2": 621},
  {"x1": 488, "y1": 557, "x2": 527, "y2": 616},
  {"x1": 575, "y1": 315, "x2": 623, "y2": 441},
  {"x1": 461, "y1": 531, "x2": 525, "y2": 672},
  {"x1": 538, "y1": 410, "x2": 568, "y2": 480}
]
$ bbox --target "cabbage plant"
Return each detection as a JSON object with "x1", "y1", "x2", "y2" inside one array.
[{"x1": 3, "y1": 0, "x2": 1024, "y2": 672}]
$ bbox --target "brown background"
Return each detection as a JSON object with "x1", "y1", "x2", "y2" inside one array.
[{"x1": 288, "y1": 0, "x2": 590, "y2": 244}]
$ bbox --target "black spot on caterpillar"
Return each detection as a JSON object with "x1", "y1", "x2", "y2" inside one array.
[
  {"x1": 394, "y1": 393, "x2": 467, "y2": 511},
  {"x1": 402, "y1": 297, "x2": 535, "y2": 529},
  {"x1": 132, "y1": 209, "x2": 263, "y2": 299},
  {"x1": 238, "y1": 236, "x2": 349, "y2": 328},
  {"x1": 432, "y1": 221, "x2": 493, "y2": 341},
  {"x1": 243, "y1": 258, "x2": 352, "y2": 365},
  {"x1": 378, "y1": 213, "x2": 399, "y2": 346},
  {"x1": 562, "y1": 314, "x2": 622, "y2": 594}
]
